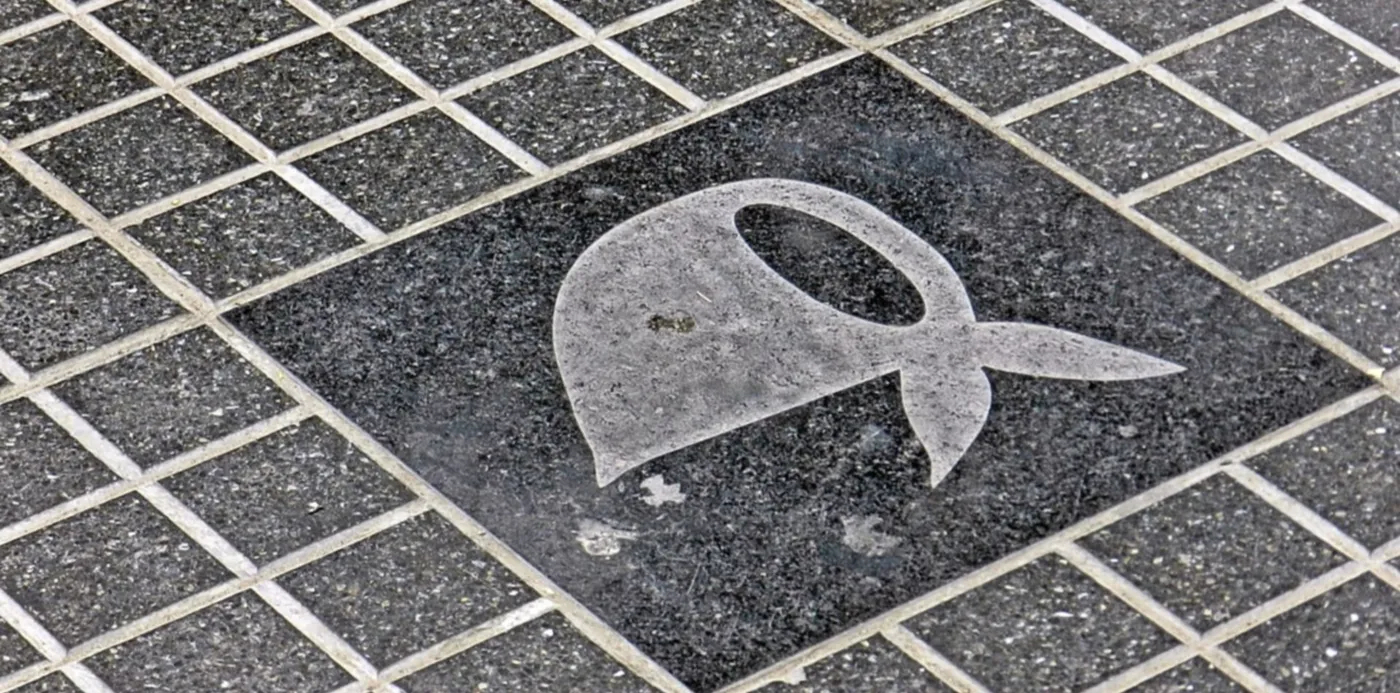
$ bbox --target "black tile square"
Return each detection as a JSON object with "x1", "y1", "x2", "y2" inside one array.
[
  {"x1": 907, "y1": 556, "x2": 1176, "y2": 691},
  {"x1": 298, "y1": 110, "x2": 524, "y2": 230},
  {"x1": 0, "y1": 0, "x2": 52, "y2": 33},
  {"x1": 27, "y1": 96, "x2": 254, "y2": 217},
  {"x1": 52, "y1": 328, "x2": 296, "y2": 468},
  {"x1": 1058, "y1": 0, "x2": 1273, "y2": 52},
  {"x1": 1014, "y1": 73, "x2": 1250, "y2": 193},
  {"x1": 0, "y1": 494, "x2": 230, "y2": 645},
  {"x1": 1290, "y1": 93, "x2": 1400, "y2": 208},
  {"x1": 86, "y1": 591, "x2": 354, "y2": 692},
  {"x1": 1130, "y1": 658, "x2": 1245, "y2": 692},
  {"x1": 0, "y1": 161, "x2": 82, "y2": 262},
  {"x1": 194, "y1": 35, "x2": 415, "y2": 152},
  {"x1": 0, "y1": 21, "x2": 149, "y2": 139},
  {"x1": 127, "y1": 173, "x2": 360, "y2": 299},
  {"x1": 354, "y1": 0, "x2": 573, "y2": 90},
  {"x1": 0, "y1": 398, "x2": 115, "y2": 529},
  {"x1": 1271, "y1": 234, "x2": 1400, "y2": 368},
  {"x1": 808, "y1": 0, "x2": 957, "y2": 36},
  {"x1": 1163, "y1": 12, "x2": 1392, "y2": 131},
  {"x1": 95, "y1": 0, "x2": 312, "y2": 76},
  {"x1": 1247, "y1": 398, "x2": 1400, "y2": 549},
  {"x1": 458, "y1": 47, "x2": 684, "y2": 165},
  {"x1": 1306, "y1": 0, "x2": 1400, "y2": 56},
  {"x1": 1136, "y1": 151, "x2": 1383, "y2": 278},
  {"x1": 11, "y1": 674, "x2": 81, "y2": 693},
  {"x1": 1081, "y1": 475, "x2": 1347, "y2": 630},
  {"x1": 615, "y1": 0, "x2": 843, "y2": 100},
  {"x1": 317, "y1": 0, "x2": 378, "y2": 16},
  {"x1": 758, "y1": 637, "x2": 953, "y2": 692},
  {"x1": 892, "y1": 0, "x2": 1125, "y2": 114},
  {"x1": 398, "y1": 611, "x2": 651, "y2": 692},
  {"x1": 0, "y1": 620, "x2": 42, "y2": 678},
  {"x1": 557, "y1": 0, "x2": 666, "y2": 26},
  {"x1": 164, "y1": 418, "x2": 415, "y2": 565},
  {"x1": 0, "y1": 240, "x2": 182, "y2": 370},
  {"x1": 281, "y1": 511, "x2": 535, "y2": 666},
  {"x1": 1225, "y1": 575, "x2": 1400, "y2": 691}
]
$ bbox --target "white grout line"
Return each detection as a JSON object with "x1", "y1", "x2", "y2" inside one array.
[
  {"x1": 8, "y1": 88, "x2": 165, "y2": 150},
  {"x1": 0, "y1": 230, "x2": 94, "y2": 277},
  {"x1": 1250, "y1": 219, "x2": 1400, "y2": 291},
  {"x1": 880, "y1": 625, "x2": 992, "y2": 693},
  {"x1": 0, "y1": 590, "x2": 115, "y2": 693},
  {"x1": 1289, "y1": 3, "x2": 1400, "y2": 71},
  {"x1": 0, "y1": 12, "x2": 65, "y2": 47},
  {"x1": 273, "y1": 166, "x2": 386, "y2": 243}
]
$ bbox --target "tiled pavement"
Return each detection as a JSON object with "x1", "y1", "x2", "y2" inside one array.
[{"x1": 0, "y1": 0, "x2": 1397, "y2": 691}]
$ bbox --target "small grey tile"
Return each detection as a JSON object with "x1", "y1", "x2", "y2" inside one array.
[
  {"x1": 0, "y1": 398, "x2": 115, "y2": 529},
  {"x1": 95, "y1": 0, "x2": 312, "y2": 76},
  {"x1": 1014, "y1": 73, "x2": 1250, "y2": 194},
  {"x1": 87, "y1": 591, "x2": 353, "y2": 692},
  {"x1": 1306, "y1": 0, "x2": 1400, "y2": 56},
  {"x1": 0, "y1": 0, "x2": 52, "y2": 32},
  {"x1": 316, "y1": 0, "x2": 378, "y2": 15},
  {"x1": 1247, "y1": 398, "x2": 1400, "y2": 548},
  {"x1": 0, "y1": 240, "x2": 182, "y2": 370},
  {"x1": 808, "y1": 0, "x2": 957, "y2": 36},
  {"x1": 1164, "y1": 12, "x2": 1392, "y2": 131},
  {"x1": 0, "y1": 161, "x2": 82, "y2": 262},
  {"x1": 1290, "y1": 93, "x2": 1400, "y2": 207},
  {"x1": 11, "y1": 674, "x2": 82, "y2": 693},
  {"x1": 1272, "y1": 234, "x2": 1400, "y2": 367},
  {"x1": 1225, "y1": 575, "x2": 1400, "y2": 691},
  {"x1": 1081, "y1": 475, "x2": 1347, "y2": 630},
  {"x1": 758, "y1": 637, "x2": 953, "y2": 692},
  {"x1": 557, "y1": 0, "x2": 666, "y2": 26},
  {"x1": 0, "y1": 620, "x2": 42, "y2": 678},
  {"x1": 27, "y1": 96, "x2": 253, "y2": 216},
  {"x1": 164, "y1": 418, "x2": 416, "y2": 565},
  {"x1": 128, "y1": 173, "x2": 359, "y2": 298},
  {"x1": 1136, "y1": 151, "x2": 1383, "y2": 278},
  {"x1": 398, "y1": 611, "x2": 651, "y2": 692},
  {"x1": 616, "y1": 0, "x2": 843, "y2": 100},
  {"x1": 459, "y1": 47, "x2": 684, "y2": 165},
  {"x1": 891, "y1": 0, "x2": 1125, "y2": 114},
  {"x1": 1057, "y1": 0, "x2": 1272, "y2": 52},
  {"x1": 52, "y1": 328, "x2": 295, "y2": 467},
  {"x1": 906, "y1": 555, "x2": 1176, "y2": 691},
  {"x1": 0, "y1": 21, "x2": 149, "y2": 139},
  {"x1": 0, "y1": 494, "x2": 230, "y2": 645},
  {"x1": 195, "y1": 35, "x2": 414, "y2": 152},
  {"x1": 354, "y1": 0, "x2": 572, "y2": 90},
  {"x1": 298, "y1": 110, "x2": 523, "y2": 230},
  {"x1": 1129, "y1": 658, "x2": 1245, "y2": 692},
  {"x1": 281, "y1": 511, "x2": 535, "y2": 666}
]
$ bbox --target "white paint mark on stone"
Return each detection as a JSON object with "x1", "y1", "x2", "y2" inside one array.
[
  {"x1": 639, "y1": 474, "x2": 686, "y2": 506},
  {"x1": 841, "y1": 515, "x2": 904, "y2": 557},
  {"x1": 576, "y1": 519, "x2": 639, "y2": 556}
]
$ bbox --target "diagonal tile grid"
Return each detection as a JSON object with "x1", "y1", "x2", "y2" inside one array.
[{"x1": 0, "y1": 0, "x2": 1394, "y2": 691}]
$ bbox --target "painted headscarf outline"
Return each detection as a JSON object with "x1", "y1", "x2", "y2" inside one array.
[{"x1": 553, "y1": 179, "x2": 1183, "y2": 489}]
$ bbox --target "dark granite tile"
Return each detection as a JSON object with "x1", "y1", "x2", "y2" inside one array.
[
  {"x1": 86, "y1": 591, "x2": 353, "y2": 692},
  {"x1": 26, "y1": 96, "x2": 253, "y2": 217},
  {"x1": 459, "y1": 47, "x2": 684, "y2": 165},
  {"x1": 1163, "y1": 12, "x2": 1391, "y2": 131},
  {"x1": 0, "y1": 240, "x2": 181, "y2": 370},
  {"x1": 1129, "y1": 658, "x2": 1245, "y2": 692},
  {"x1": 0, "y1": 494, "x2": 230, "y2": 645},
  {"x1": 557, "y1": 0, "x2": 666, "y2": 26},
  {"x1": 51, "y1": 328, "x2": 295, "y2": 468},
  {"x1": 1271, "y1": 234, "x2": 1400, "y2": 368},
  {"x1": 127, "y1": 173, "x2": 359, "y2": 299},
  {"x1": 0, "y1": 398, "x2": 115, "y2": 529},
  {"x1": 0, "y1": 0, "x2": 52, "y2": 32},
  {"x1": 1307, "y1": 0, "x2": 1400, "y2": 56},
  {"x1": 297, "y1": 110, "x2": 524, "y2": 230},
  {"x1": 280, "y1": 512, "x2": 535, "y2": 666},
  {"x1": 164, "y1": 418, "x2": 415, "y2": 565},
  {"x1": 12, "y1": 674, "x2": 81, "y2": 693},
  {"x1": 758, "y1": 637, "x2": 953, "y2": 692},
  {"x1": 1290, "y1": 93, "x2": 1400, "y2": 208},
  {"x1": 1014, "y1": 73, "x2": 1250, "y2": 193},
  {"x1": 1225, "y1": 575, "x2": 1400, "y2": 691},
  {"x1": 229, "y1": 57, "x2": 1371, "y2": 690},
  {"x1": 1136, "y1": 151, "x2": 1383, "y2": 279},
  {"x1": 1247, "y1": 398, "x2": 1400, "y2": 549},
  {"x1": 1057, "y1": 0, "x2": 1273, "y2": 52},
  {"x1": 615, "y1": 0, "x2": 843, "y2": 100},
  {"x1": 0, "y1": 161, "x2": 82, "y2": 260},
  {"x1": 95, "y1": 0, "x2": 312, "y2": 76},
  {"x1": 398, "y1": 611, "x2": 651, "y2": 692},
  {"x1": 891, "y1": 0, "x2": 1125, "y2": 114},
  {"x1": 908, "y1": 555, "x2": 1176, "y2": 691},
  {"x1": 354, "y1": 0, "x2": 572, "y2": 90},
  {"x1": 1081, "y1": 475, "x2": 1347, "y2": 630},
  {"x1": 0, "y1": 21, "x2": 149, "y2": 139},
  {"x1": 0, "y1": 620, "x2": 42, "y2": 678},
  {"x1": 808, "y1": 0, "x2": 958, "y2": 36},
  {"x1": 317, "y1": 0, "x2": 378, "y2": 15}
]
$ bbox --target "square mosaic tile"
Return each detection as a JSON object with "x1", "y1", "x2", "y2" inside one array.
[
  {"x1": 1289, "y1": 92, "x2": 1400, "y2": 208},
  {"x1": 758, "y1": 637, "x2": 952, "y2": 692},
  {"x1": 0, "y1": 240, "x2": 181, "y2": 370},
  {"x1": 808, "y1": 0, "x2": 958, "y2": 36},
  {"x1": 0, "y1": 619, "x2": 41, "y2": 678},
  {"x1": 94, "y1": 0, "x2": 312, "y2": 76},
  {"x1": 891, "y1": 0, "x2": 1125, "y2": 115},
  {"x1": 1129, "y1": 658, "x2": 1245, "y2": 692},
  {"x1": 0, "y1": 161, "x2": 83, "y2": 262},
  {"x1": 0, "y1": 398, "x2": 115, "y2": 529},
  {"x1": 0, "y1": 21, "x2": 149, "y2": 139},
  {"x1": 1271, "y1": 234, "x2": 1400, "y2": 368},
  {"x1": 1057, "y1": 0, "x2": 1274, "y2": 52},
  {"x1": 556, "y1": 0, "x2": 668, "y2": 27},
  {"x1": 458, "y1": 47, "x2": 685, "y2": 165},
  {"x1": 1306, "y1": 0, "x2": 1400, "y2": 56},
  {"x1": 0, "y1": 0, "x2": 51, "y2": 33}
]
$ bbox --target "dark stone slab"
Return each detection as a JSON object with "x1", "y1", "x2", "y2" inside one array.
[
  {"x1": 279, "y1": 511, "x2": 536, "y2": 667},
  {"x1": 86, "y1": 591, "x2": 354, "y2": 692},
  {"x1": 808, "y1": 0, "x2": 957, "y2": 36},
  {"x1": 229, "y1": 57, "x2": 1370, "y2": 690},
  {"x1": 317, "y1": 0, "x2": 389, "y2": 16},
  {"x1": 1306, "y1": 0, "x2": 1400, "y2": 56},
  {"x1": 0, "y1": 161, "x2": 82, "y2": 261},
  {"x1": 12, "y1": 674, "x2": 81, "y2": 693},
  {"x1": 0, "y1": 398, "x2": 115, "y2": 529},
  {"x1": 758, "y1": 637, "x2": 952, "y2": 692},
  {"x1": 1271, "y1": 234, "x2": 1400, "y2": 369},
  {"x1": 0, "y1": 21, "x2": 149, "y2": 139},
  {"x1": 1056, "y1": 0, "x2": 1272, "y2": 53},
  {"x1": 891, "y1": 0, "x2": 1125, "y2": 115},
  {"x1": 557, "y1": 0, "x2": 667, "y2": 27},
  {"x1": 0, "y1": 0, "x2": 51, "y2": 33},
  {"x1": 1081, "y1": 475, "x2": 1347, "y2": 631},
  {"x1": 0, "y1": 240, "x2": 182, "y2": 370},
  {"x1": 0, "y1": 619, "x2": 42, "y2": 678},
  {"x1": 0, "y1": 493, "x2": 230, "y2": 645},
  {"x1": 1130, "y1": 658, "x2": 1245, "y2": 692},
  {"x1": 1290, "y1": 93, "x2": 1400, "y2": 208},
  {"x1": 95, "y1": 0, "x2": 312, "y2": 76}
]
